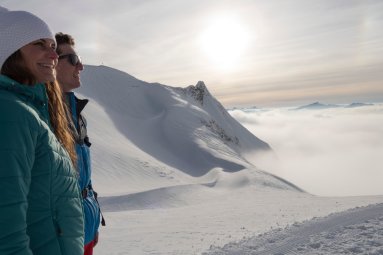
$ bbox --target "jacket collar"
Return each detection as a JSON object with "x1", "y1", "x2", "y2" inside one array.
[
  {"x1": 0, "y1": 75, "x2": 50, "y2": 126},
  {"x1": 0, "y1": 74, "x2": 48, "y2": 107},
  {"x1": 65, "y1": 91, "x2": 89, "y2": 114},
  {"x1": 76, "y1": 97, "x2": 89, "y2": 114}
]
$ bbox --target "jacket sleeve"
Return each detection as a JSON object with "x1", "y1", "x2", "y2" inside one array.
[{"x1": 0, "y1": 117, "x2": 36, "y2": 254}]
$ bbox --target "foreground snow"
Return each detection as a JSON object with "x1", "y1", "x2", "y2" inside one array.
[
  {"x1": 96, "y1": 186, "x2": 383, "y2": 254},
  {"x1": 205, "y1": 203, "x2": 383, "y2": 255}
]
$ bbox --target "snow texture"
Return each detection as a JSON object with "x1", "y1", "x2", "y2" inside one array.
[
  {"x1": 73, "y1": 65, "x2": 383, "y2": 254},
  {"x1": 205, "y1": 203, "x2": 383, "y2": 255}
]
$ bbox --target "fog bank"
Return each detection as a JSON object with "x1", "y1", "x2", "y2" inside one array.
[{"x1": 230, "y1": 104, "x2": 383, "y2": 196}]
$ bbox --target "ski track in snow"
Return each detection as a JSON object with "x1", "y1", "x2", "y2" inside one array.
[{"x1": 205, "y1": 203, "x2": 383, "y2": 255}]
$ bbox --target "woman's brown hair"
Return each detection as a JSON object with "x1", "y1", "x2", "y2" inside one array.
[
  {"x1": 1, "y1": 50, "x2": 35, "y2": 85},
  {"x1": 45, "y1": 81, "x2": 77, "y2": 165},
  {"x1": 1, "y1": 50, "x2": 77, "y2": 165}
]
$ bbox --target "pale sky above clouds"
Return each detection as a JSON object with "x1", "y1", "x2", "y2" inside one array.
[{"x1": 2, "y1": 0, "x2": 383, "y2": 107}]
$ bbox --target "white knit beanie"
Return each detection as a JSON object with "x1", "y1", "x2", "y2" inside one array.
[{"x1": 0, "y1": 6, "x2": 55, "y2": 69}]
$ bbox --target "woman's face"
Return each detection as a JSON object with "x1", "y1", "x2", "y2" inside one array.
[{"x1": 19, "y1": 38, "x2": 58, "y2": 83}]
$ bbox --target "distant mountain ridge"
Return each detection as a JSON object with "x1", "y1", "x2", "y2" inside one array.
[
  {"x1": 345, "y1": 102, "x2": 373, "y2": 108},
  {"x1": 294, "y1": 101, "x2": 373, "y2": 110}
]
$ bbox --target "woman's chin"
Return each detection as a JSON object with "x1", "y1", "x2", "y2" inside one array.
[{"x1": 37, "y1": 75, "x2": 56, "y2": 84}]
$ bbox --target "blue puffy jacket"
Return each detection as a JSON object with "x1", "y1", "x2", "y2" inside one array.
[{"x1": 65, "y1": 92, "x2": 101, "y2": 245}]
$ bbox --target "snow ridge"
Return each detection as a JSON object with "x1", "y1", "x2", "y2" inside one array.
[
  {"x1": 204, "y1": 203, "x2": 383, "y2": 255},
  {"x1": 185, "y1": 81, "x2": 209, "y2": 105},
  {"x1": 78, "y1": 65, "x2": 272, "y2": 177}
]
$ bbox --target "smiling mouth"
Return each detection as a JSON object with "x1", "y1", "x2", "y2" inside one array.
[{"x1": 38, "y1": 63, "x2": 55, "y2": 69}]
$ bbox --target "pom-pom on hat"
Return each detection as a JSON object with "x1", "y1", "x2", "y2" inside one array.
[{"x1": 0, "y1": 6, "x2": 55, "y2": 69}]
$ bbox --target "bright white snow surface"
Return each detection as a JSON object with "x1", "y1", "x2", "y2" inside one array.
[
  {"x1": 205, "y1": 203, "x2": 383, "y2": 255},
  {"x1": 77, "y1": 65, "x2": 383, "y2": 254}
]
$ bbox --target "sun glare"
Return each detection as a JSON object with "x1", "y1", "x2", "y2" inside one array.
[{"x1": 199, "y1": 15, "x2": 250, "y2": 70}]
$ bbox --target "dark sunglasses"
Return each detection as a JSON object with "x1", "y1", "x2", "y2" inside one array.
[{"x1": 58, "y1": 54, "x2": 82, "y2": 66}]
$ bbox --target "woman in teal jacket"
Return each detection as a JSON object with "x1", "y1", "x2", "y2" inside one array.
[{"x1": 0, "y1": 7, "x2": 84, "y2": 255}]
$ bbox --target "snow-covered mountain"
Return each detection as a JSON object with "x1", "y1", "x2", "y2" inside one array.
[
  {"x1": 77, "y1": 65, "x2": 300, "y2": 197},
  {"x1": 79, "y1": 65, "x2": 269, "y2": 174},
  {"x1": 75, "y1": 65, "x2": 383, "y2": 254}
]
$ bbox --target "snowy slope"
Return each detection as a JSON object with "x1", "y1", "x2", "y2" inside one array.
[
  {"x1": 205, "y1": 203, "x2": 383, "y2": 255},
  {"x1": 77, "y1": 65, "x2": 293, "y2": 193},
  {"x1": 74, "y1": 65, "x2": 383, "y2": 254}
]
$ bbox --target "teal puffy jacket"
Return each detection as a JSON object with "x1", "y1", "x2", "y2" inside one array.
[{"x1": 0, "y1": 75, "x2": 84, "y2": 255}]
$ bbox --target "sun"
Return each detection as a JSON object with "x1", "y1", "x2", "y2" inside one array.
[{"x1": 199, "y1": 15, "x2": 250, "y2": 70}]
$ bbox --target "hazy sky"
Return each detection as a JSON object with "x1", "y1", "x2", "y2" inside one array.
[
  {"x1": 231, "y1": 104, "x2": 383, "y2": 196},
  {"x1": 2, "y1": 0, "x2": 383, "y2": 107}
]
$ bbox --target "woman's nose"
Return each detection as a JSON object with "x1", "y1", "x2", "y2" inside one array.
[{"x1": 48, "y1": 48, "x2": 58, "y2": 60}]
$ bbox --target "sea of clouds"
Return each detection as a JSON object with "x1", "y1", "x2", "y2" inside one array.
[{"x1": 230, "y1": 104, "x2": 383, "y2": 197}]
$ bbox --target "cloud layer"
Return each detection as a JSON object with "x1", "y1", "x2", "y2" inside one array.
[{"x1": 231, "y1": 104, "x2": 383, "y2": 196}]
